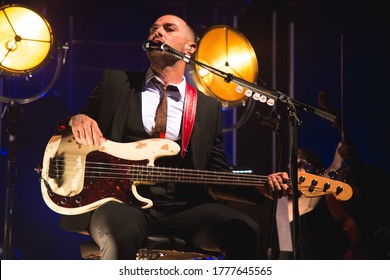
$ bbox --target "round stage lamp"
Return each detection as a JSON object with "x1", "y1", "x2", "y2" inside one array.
[
  {"x1": 0, "y1": 4, "x2": 60, "y2": 260},
  {"x1": 190, "y1": 25, "x2": 259, "y2": 108},
  {"x1": 0, "y1": 4, "x2": 54, "y2": 78}
]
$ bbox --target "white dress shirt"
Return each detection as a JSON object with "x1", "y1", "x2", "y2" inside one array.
[{"x1": 141, "y1": 68, "x2": 186, "y2": 141}]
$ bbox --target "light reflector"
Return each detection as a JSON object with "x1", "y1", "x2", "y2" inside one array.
[{"x1": 0, "y1": 4, "x2": 53, "y2": 77}]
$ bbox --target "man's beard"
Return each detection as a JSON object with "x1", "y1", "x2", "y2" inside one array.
[{"x1": 147, "y1": 50, "x2": 180, "y2": 67}]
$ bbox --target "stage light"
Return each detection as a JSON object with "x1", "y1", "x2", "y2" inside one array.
[
  {"x1": 0, "y1": 4, "x2": 54, "y2": 78},
  {"x1": 189, "y1": 25, "x2": 259, "y2": 108},
  {"x1": 0, "y1": 4, "x2": 67, "y2": 260}
]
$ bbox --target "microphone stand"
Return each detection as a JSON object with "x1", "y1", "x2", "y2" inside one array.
[
  {"x1": 0, "y1": 43, "x2": 68, "y2": 259},
  {"x1": 163, "y1": 44, "x2": 336, "y2": 122},
  {"x1": 162, "y1": 44, "x2": 337, "y2": 258}
]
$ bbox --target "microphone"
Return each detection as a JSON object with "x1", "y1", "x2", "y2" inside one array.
[
  {"x1": 142, "y1": 40, "x2": 167, "y2": 52},
  {"x1": 142, "y1": 40, "x2": 190, "y2": 63}
]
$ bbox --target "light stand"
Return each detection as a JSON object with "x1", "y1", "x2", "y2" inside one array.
[
  {"x1": 161, "y1": 43, "x2": 337, "y2": 258},
  {"x1": 0, "y1": 4, "x2": 67, "y2": 259}
]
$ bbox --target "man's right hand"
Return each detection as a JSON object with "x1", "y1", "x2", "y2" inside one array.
[{"x1": 69, "y1": 114, "x2": 106, "y2": 147}]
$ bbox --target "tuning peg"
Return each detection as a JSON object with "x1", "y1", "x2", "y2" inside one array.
[
  {"x1": 316, "y1": 167, "x2": 326, "y2": 176},
  {"x1": 327, "y1": 170, "x2": 338, "y2": 180},
  {"x1": 301, "y1": 163, "x2": 315, "y2": 174}
]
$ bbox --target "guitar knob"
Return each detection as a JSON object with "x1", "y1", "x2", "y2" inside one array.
[
  {"x1": 327, "y1": 170, "x2": 338, "y2": 180},
  {"x1": 309, "y1": 179, "x2": 318, "y2": 192},
  {"x1": 302, "y1": 163, "x2": 315, "y2": 174},
  {"x1": 316, "y1": 167, "x2": 326, "y2": 176},
  {"x1": 336, "y1": 186, "x2": 343, "y2": 195},
  {"x1": 323, "y1": 182, "x2": 330, "y2": 191}
]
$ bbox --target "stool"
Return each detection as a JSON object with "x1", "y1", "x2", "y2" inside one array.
[{"x1": 80, "y1": 235, "x2": 222, "y2": 260}]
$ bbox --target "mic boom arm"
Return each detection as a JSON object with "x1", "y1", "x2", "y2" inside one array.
[{"x1": 146, "y1": 41, "x2": 336, "y2": 123}]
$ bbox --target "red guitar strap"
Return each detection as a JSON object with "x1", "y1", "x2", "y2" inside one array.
[{"x1": 181, "y1": 83, "x2": 197, "y2": 158}]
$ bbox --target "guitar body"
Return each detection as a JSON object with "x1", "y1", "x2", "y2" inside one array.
[{"x1": 40, "y1": 133, "x2": 180, "y2": 215}]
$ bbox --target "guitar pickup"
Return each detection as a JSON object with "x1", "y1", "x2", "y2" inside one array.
[{"x1": 49, "y1": 157, "x2": 64, "y2": 180}]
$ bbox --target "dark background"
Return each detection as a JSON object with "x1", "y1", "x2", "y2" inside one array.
[{"x1": 0, "y1": 0, "x2": 388, "y2": 259}]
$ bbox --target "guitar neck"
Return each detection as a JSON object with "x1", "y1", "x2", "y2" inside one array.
[
  {"x1": 84, "y1": 162, "x2": 272, "y2": 198},
  {"x1": 125, "y1": 165, "x2": 268, "y2": 187}
]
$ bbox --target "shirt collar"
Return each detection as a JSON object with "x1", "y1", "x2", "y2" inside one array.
[{"x1": 145, "y1": 68, "x2": 186, "y2": 100}]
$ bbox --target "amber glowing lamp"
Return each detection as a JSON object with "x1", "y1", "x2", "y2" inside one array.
[
  {"x1": 0, "y1": 4, "x2": 54, "y2": 77},
  {"x1": 191, "y1": 25, "x2": 259, "y2": 108}
]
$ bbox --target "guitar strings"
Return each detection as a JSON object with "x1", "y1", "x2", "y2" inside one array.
[
  {"x1": 49, "y1": 160, "x2": 345, "y2": 197},
  {"x1": 49, "y1": 158, "x2": 270, "y2": 187},
  {"x1": 46, "y1": 157, "x2": 351, "y2": 200}
]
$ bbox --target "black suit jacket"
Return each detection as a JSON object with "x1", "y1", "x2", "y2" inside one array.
[
  {"x1": 83, "y1": 69, "x2": 229, "y2": 171},
  {"x1": 60, "y1": 69, "x2": 230, "y2": 232}
]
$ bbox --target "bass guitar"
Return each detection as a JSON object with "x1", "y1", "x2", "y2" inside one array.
[{"x1": 39, "y1": 134, "x2": 353, "y2": 215}]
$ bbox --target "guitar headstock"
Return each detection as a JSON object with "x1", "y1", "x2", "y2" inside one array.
[{"x1": 297, "y1": 171, "x2": 353, "y2": 201}]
